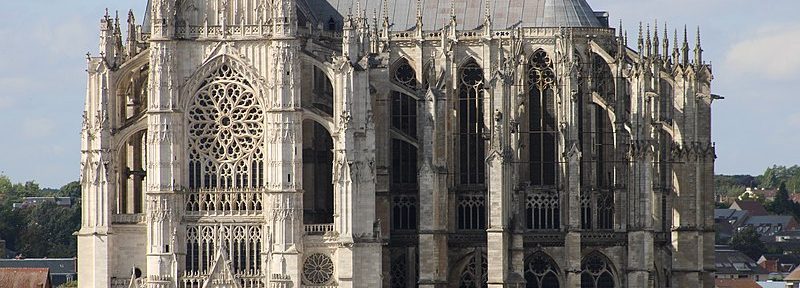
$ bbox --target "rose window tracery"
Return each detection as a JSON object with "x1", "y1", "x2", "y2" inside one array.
[
  {"x1": 188, "y1": 64, "x2": 265, "y2": 189},
  {"x1": 303, "y1": 253, "x2": 335, "y2": 285}
]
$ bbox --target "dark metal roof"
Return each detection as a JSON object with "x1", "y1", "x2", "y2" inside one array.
[
  {"x1": 0, "y1": 259, "x2": 76, "y2": 275},
  {"x1": 305, "y1": 0, "x2": 603, "y2": 31}
]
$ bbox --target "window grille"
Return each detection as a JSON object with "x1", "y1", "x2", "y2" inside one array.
[
  {"x1": 185, "y1": 224, "x2": 262, "y2": 275},
  {"x1": 526, "y1": 190, "x2": 560, "y2": 230},
  {"x1": 457, "y1": 194, "x2": 486, "y2": 230}
]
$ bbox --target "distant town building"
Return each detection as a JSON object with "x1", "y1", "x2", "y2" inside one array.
[
  {"x1": 716, "y1": 246, "x2": 770, "y2": 281},
  {"x1": 731, "y1": 200, "x2": 770, "y2": 217},
  {"x1": 740, "y1": 188, "x2": 780, "y2": 202},
  {"x1": 743, "y1": 216, "x2": 800, "y2": 240},
  {"x1": 758, "y1": 254, "x2": 800, "y2": 276},
  {"x1": 714, "y1": 278, "x2": 764, "y2": 288},
  {"x1": 11, "y1": 197, "x2": 72, "y2": 210},
  {"x1": 0, "y1": 258, "x2": 76, "y2": 287}
]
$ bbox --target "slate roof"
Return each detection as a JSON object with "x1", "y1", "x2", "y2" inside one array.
[
  {"x1": 306, "y1": 0, "x2": 604, "y2": 31},
  {"x1": 0, "y1": 259, "x2": 76, "y2": 276},
  {"x1": 715, "y1": 247, "x2": 769, "y2": 276},
  {"x1": 731, "y1": 200, "x2": 769, "y2": 216},
  {"x1": 0, "y1": 268, "x2": 51, "y2": 288},
  {"x1": 745, "y1": 215, "x2": 797, "y2": 227}
]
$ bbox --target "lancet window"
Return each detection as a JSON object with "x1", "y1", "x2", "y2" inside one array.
[
  {"x1": 184, "y1": 224, "x2": 262, "y2": 275},
  {"x1": 527, "y1": 50, "x2": 557, "y2": 186},
  {"x1": 581, "y1": 104, "x2": 615, "y2": 230},
  {"x1": 525, "y1": 50, "x2": 561, "y2": 230},
  {"x1": 455, "y1": 60, "x2": 487, "y2": 231},
  {"x1": 457, "y1": 60, "x2": 486, "y2": 186},
  {"x1": 302, "y1": 120, "x2": 334, "y2": 224},
  {"x1": 524, "y1": 252, "x2": 560, "y2": 288},
  {"x1": 389, "y1": 248, "x2": 417, "y2": 288},
  {"x1": 658, "y1": 79, "x2": 673, "y2": 123},
  {"x1": 390, "y1": 60, "x2": 419, "y2": 232},
  {"x1": 592, "y1": 55, "x2": 614, "y2": 105},
  {"x1": 656, "y1": 130, "x2": 672, "y2": 232},
  {"x1": 581, "y1": 253, "x2": 616, "y2": 288},
  {"x1": 459, "y1": 254, "x2": 488, "y2": 288},
  {"x1": 187, "y1": 64, "x2": 265, "y2": 190}
]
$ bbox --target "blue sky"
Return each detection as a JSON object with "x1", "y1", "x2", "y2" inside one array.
[{"x1": 0, "y1": 0, "x2": 798, "y2": 188}]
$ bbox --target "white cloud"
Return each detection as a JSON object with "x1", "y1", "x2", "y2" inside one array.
[
  {"x1": 21, "y1": 117, "x2": 56, "y2": 139},
  {"x1": 724, "y1": 23, "x2": 800, "y2": 80}
]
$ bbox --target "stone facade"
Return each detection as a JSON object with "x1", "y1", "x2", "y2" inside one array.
[{"x1": 78, "y1": 0, "x2": 716, "y2": 287}]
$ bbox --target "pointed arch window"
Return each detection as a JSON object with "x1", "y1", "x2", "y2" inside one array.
[
  {"x1": 525, "y1": 252, "x2": 560, "y2": 288},
  {"x1": 390, "y1": 59, "x2": 419, "y2": 232},
  {"x1": 459, "y1": 254, "x2": 488, "y2": 288},
  {"x1": 592, "y1": 55, "x2": 615, "y2": 105},
  {"x1": 457, "y1": 60, "x2": 486, "y2": 186},
  {"x1": 187, "y1": 64, "x2": 265, "y2": 190},
  {"x1": 527, "y1": 50, "x2": 557, "y2": 186},
  {"x1": 581, "y1": 253, "x2": 616, "y2": 288}
]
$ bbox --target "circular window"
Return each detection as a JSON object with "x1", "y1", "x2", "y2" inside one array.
[{"x1": 303, "y1": 253, "x2": 334, "y2": 285}]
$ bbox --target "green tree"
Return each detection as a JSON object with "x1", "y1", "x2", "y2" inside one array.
[
  {"x1": 58, "y1": 181, "x2": 81, "y2": 199},
  {"x1": 729, "y1": 226, "x2": 767, "y2": 260}
]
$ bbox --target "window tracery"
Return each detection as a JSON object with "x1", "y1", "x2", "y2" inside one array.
[
  {"x1": 303, "y1": 253, "x2": 335, "y2": 285},
  {"x1": 187, "y1": 64, "x2": 265, "y2": 190},
  {"x1": 527, "y1": 50, "x2": 557, "y2": 186},
  {"x1": 394, "y1": 59, "x2": 417, "y2": 90},
  {"x1": 457, "y1": 61, "x2": 486, "y2": 186},
  {"x1": 581, "y1": 253, "x2": 616, "y2": 288},
  {"x1": 525, "y1": 252, "x2": 560, "y2": 288},
  {"x1": 459, "y1": 254, "x2": 488, "y2": 288},
  {"x1": 526, "y1": 191, "x2": 560, "y2": 230},
  {"x1": 390, "y1": 250, "x2": 408, "y2": 288},
  {"x1": 185, "y1": 224, "x2": 262, "y2": 275},
  {"x1": 592, "y1": 55, "x2": 614, "y2": 105}
]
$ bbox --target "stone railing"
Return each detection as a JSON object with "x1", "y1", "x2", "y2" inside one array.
[
  {"x1": 304, "y1": 224, "x2": 335, "y2": 235},
  {"x1": 581, "y1": 231, "x2": 627, "y2": 246},
  {"x1": 182, "y1": 272, "x2": 265, "y2": 288},
  {"x1": 175, "y1": 25, "x2": 272, "y2": 39},
  {"x1": 185, "y1": 189, "x2": 264, "y2": 216},
  {"x1": 112, "y1": 213, "x2": 145, "y2": 224}
]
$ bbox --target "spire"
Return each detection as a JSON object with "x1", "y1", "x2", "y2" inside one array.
[
  {"x1": 672, "y1": 29, "x2": 680, "y2": 65},
  {"x1": 645, "y1": 23, "x2": 652, "y2": 58},
  {"x1": 382, "y1": 0, "x2": 390, "y2": 35},
  {"x1": 663, "y1": 22, "x2": 670, "y2": 63},
  {"x1": 653, "y1": 20, "x2": 660, "y2": 57},
  {"x1": 126, "y1": 10, "x2": 138, "y2": 60},
  {"x1": 637, "y1": 22, "x2": 643, "y2": 53},
  {"x1": 682, "y1": 25, "x2": 689, "y2": 65},
  {"x1": 695, "y1": 26, "x2": 703, "y2": 65},
  {"x1": 617, "y1": 20, "x2": 624, "y2": 60},
  {"x1": 450, "y1": 0, "x2": 457, "y2": 26},
  {"x1": 483, "y1": 0, "x2": 492, "y2": 32},
  {"x1": 415, "y1": 0, "x2": 423, "y2": 30}
]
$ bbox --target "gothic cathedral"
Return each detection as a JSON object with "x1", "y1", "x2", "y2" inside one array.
[{"x1": 78, "y1": 0, "x2": 716, "y2": 287}]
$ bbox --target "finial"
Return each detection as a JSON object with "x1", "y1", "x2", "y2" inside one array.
[
  {"x1": 682, "y1": 25, "x2": 689, "y2": 65},
  {"x1": 618, "y1": 19, "x2": 623, "y2": 38},
  {"x1": 646, "y1": 23, "x2": 652, "y2": 57},
  {"x1": 416, "y1": 0, "x2": 423, "y2": 28},
  {"x1": 382, "y1": 0, "x2": 390, "y2": 28},
  {"x1": 451, "y1": 0, "x2": 456, "y2": 21},
  {"x1": 695, "y1": 26, "x2": 703, "y2": 64},
  {"x1": 485, "y1": 0, "x2": 491, "y2": 23},
  {"x1": 663, "y1": 22, "x2": 670, "y2": 62},
  {"x1": 637, "y1": 22, "x2": 643, "y2": 51}
]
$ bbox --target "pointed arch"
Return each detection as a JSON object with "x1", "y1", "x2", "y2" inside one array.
[
  {"x1": 391, "y1": 57, "x2": 418, "y2": 90},
  {"x1": 581, "y1": 252, "x2": 618, "y2": 288},
  {"x1": 526, "y1": 49, "x2": 557, "y2": 187},
  {"x1": 181, "y1": 54, "x2": 268, "y2": 111},
  {"x1": 524, "y1": 251, "x2": 561, "y2": 288},
  {"x1": 451, "y1": 251, "x2": 488, "y2": 288},
  {"x1": 456, "y1": 58, "x2": 486, "y2": 186}
]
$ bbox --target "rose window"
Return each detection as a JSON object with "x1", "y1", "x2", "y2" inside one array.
[
  {"x1": 303, "y1": 253, "x2": 334, "y2": 285},
  {"x1": 188, "y1": 64, "x2": 265, "y2": 189}
]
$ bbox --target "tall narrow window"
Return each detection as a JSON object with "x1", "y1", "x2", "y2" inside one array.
[
  {"x1": 457, "y1": 61, "x2": 486, "y2": 185},
  {"x1": 526, "y1": 50, "x2": 560, "y2": 231},
  {"x1": 390, "y1": 60, "x2": 420, "y2": 232},
  {"x1": 592, "y1": 55, "x2": 614, "y2": 105},
  {"x1": 528, "y1": 50, "x2": 557, "y2": 186},
  {"x1": 456, "y1": 60, "x2": 486, "y2": 230}
]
